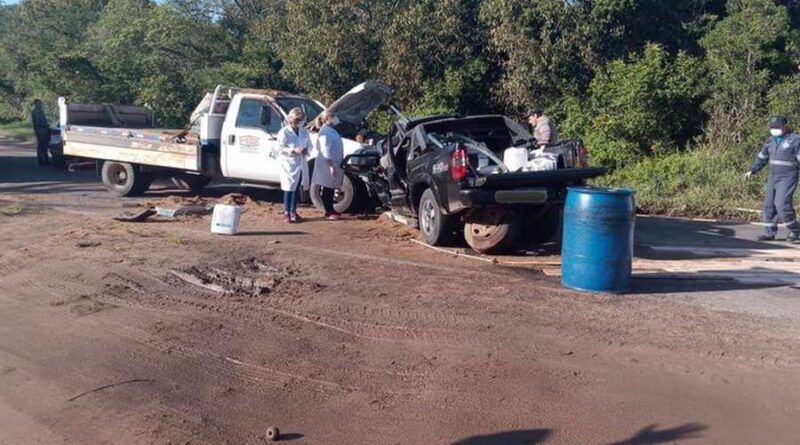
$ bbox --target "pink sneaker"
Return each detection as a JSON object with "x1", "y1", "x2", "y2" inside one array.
[
  {"x1": 326, "y1": 212, "x2": 341, "y2": 221},
  {"x1": 290, "y1": 213, "x2": 300, "y2": 223},
  {"x1": 283, "y1": 212, "x2": 291, "y2": 223}
]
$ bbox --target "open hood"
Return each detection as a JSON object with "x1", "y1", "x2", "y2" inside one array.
[{"x1": 326, "y1": 80, "x2": 392, "y2": 127}]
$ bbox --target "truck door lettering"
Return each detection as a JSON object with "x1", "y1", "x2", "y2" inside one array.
[
  {"x1": 239, "y1": 135, "x2": 260, "y2": 153},
  {"x1": 432, "y1": 161, "x2": 449, "y2": 175}
]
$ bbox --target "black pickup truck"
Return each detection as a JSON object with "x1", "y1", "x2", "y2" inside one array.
[{"x1": 343, "y1": 114, "x2": 606, "y2": 254}]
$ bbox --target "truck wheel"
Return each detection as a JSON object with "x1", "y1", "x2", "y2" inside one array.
[
  {"x1": 464, "y1": 207, "x2": 520, "y2": 254},
  {"x1": 171, "y1": 175, "x2": 212, "y2": 193},
  {"x1": 101, "y1": 161, "x2": 150, "y2": 197},
  {"x1": 418, "y1": 188, "x2": 456, "y2": 246},
  {"x1": 310, "y1": 175, "x2": 361, "y2": 214}
]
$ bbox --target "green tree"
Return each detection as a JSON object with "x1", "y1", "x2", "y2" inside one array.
[
  {"x1": 87, "y1": 0, "x2": 237, "y2": 126},
  {"x1": 700, "y1": 0, "x2": 791, "y2": 147},
  {"x1": 378, "y1": 0, "x2": 491, "y2": 113},
  {"x1": 0, "y1": 0, "x2": 108, "y2": 113},
  {"x1": 564, "y1": 44, "x2": 706, "y2": 169},
  {"x1": 263, "y1": 0, "x2": 386, "y2": 103},
  {"x1": 480, "y1": 0, "x2": 589, "y2": 115}
]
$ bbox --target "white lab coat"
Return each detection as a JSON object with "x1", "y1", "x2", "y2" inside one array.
[
  {"x1": 275, "y1": 125, "x2": 311, "y2": 191},
  {"x1": 311, "y1": 124, "x2": 345, "y2": 189}
]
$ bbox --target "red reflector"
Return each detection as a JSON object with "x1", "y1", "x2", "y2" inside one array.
[{"x1": 451, "y1": 146, "x2": 468, "y2": 181}]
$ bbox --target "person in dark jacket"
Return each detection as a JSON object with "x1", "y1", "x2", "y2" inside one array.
[
  {"x1": 31, "y1": 99, "x2": 51, "y2": 165},
  {"x1": 745, "y1": 115, "x2": 800, "y2": 241}
]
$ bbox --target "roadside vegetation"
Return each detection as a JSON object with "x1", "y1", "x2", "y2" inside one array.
[
  {"x1": 0, "y1": 120, "x2": 34, "y2": 141},
  {"x1": 1, "y1": 0, "x2": 798, "y2": 217}
]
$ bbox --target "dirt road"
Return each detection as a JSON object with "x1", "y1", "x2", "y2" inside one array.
[{"x1": 1, "y1": 138, "x2": 799, "y2": 444}]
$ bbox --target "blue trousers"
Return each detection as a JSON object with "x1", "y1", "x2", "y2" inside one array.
[
  {"x1": 283, "y1": 176, "x2": 302, "y2": 214},
  {"x1": 763, "y1": 172, "x2": 800, "y2": 236}
]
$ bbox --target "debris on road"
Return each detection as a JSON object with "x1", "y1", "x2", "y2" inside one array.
[
  {"x1": 76, "y1": 240, "x2": 102, "y2": 248},
  {"x1": 265, "y1": 426, "x2": 280, "y2": 442},
  {"x1": 155, "y1": 204, "x2": 213, "y2": 219},
  {"x1": 113, "y1": 208, "x2": 157, "y2": 222},
  {"x1": 67, "y1": 379, "x2": 154, "y2": 402}
]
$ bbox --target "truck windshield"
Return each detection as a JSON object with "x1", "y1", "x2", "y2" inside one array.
[{"x1": 276, "y1": 98, "x2": 323, "y2": 122}]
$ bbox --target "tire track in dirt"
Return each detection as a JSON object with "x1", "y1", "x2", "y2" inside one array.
[
  {"x1": 133, "y1": 269, "x2": 499, "y2": 349},
  {"x1": 102, "y1": 320, "x2": 356, "y2": 401},
  {"x1": 0, "y1": 243, "x2": 52, "y2": 278},
  {"x1": 91, "y1": 267, "x2": 491, "y2": 398}
]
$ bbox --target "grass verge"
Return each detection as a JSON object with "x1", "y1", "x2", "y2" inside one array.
[
  {"x1": 0, "y1": 203, "x2": 25, "y2": 216},
  {"x1": 597, "y1": 147, "x2": 770, "y2": 220},
  {"x1": 0, "y1": 120, "x2": 34, "y2": 141}
]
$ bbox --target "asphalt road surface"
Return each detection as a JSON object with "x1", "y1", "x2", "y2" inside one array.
[{"x1": 1, "y1": 137, "x2": 799, "y2": 445}]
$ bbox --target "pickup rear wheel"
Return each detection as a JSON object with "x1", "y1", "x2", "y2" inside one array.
[
  {"x1": 418, "y1": 188, "x2": 456, "y2": 246},
  {"x1": 101, "y1": 161, "x2": 150, "y2": 197},
  {"x1": 464, "y1": 207, "x2": 520, "y2": 254}
]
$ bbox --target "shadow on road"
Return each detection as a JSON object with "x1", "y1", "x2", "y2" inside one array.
[
  {"x1": 635, "y1": 216, "x2": 787, "y2": 260},
  {"x1": 448, "y1": 423, "x2": 705, "y2": 445},
  {"x1": 601, "y1": 423, "x2": 707, "y2": 445},
  {"x1": 0, "y1": 155, "x2": 97, "y2": 186},
  {"x1": 449, "y1": 429, "x2": 552, "y2": 444},
  {"x1": 235, "y1": 230, "x2": 307, "y2": 237},
  {"x1": 630, "y1": 274, "x2": 789, "y2": 294}
]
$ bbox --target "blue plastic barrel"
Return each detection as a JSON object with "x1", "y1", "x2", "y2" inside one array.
[{"x1": 561, "y1": 187, "x2": 636, "y2": 293}]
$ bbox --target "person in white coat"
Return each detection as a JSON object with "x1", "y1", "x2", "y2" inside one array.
[
  {"x1": 311, "y1": 111, "x2": 345, "y2": 220},
  {"x1": 276, "y1": 107, "x2": 311, "y2": 223}
]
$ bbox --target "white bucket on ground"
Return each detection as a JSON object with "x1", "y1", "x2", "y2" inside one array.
[
  {"x1": 210, "y1": 204, "x2": 243, "y2": 235},
  {"x1": 503, "y1": 147, "x2": 529, "y2": 172}
]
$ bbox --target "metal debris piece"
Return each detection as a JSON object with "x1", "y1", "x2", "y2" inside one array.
[{"x1": 113, "y1": 208, "x2": 157, "y2": 222}]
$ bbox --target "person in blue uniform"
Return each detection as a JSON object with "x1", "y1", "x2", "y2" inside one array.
[{"x1": 745, "y1": 115, "x2": 800, "y2": 241}]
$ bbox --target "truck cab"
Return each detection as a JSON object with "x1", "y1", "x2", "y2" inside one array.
[{"x1": 216, "y1": 89, "x2": 324, "y2": 183}]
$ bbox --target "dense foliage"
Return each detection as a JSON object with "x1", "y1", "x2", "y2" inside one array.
[{"x1": 1, "y1": 0, "x2": 799, "y2": 215}]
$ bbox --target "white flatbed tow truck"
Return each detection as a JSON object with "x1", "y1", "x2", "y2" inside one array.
[{"x1": 60, "y1": 81, "x2": 392, "y2": 213}]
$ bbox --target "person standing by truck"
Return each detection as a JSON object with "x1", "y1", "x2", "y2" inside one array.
[
  {"x1": 276, "y1": 107, "x2": 312, "y2": 223},
  {"x1": 312, "y1": 111, "x2": 344, "y2": 220},
  {"x1": 31, "y1": 99, "x2": 51, "y2": 165},
  {"x1": 527, "y1": 109, "x2": 559, "y2": 147},
  {"x1": 745, "y1": 115, "x2": 800, "y2": 241}
]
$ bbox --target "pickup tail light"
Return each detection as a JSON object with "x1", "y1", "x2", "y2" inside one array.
[
  {"x1": 451, "y1": 145, "x2": 468, "y2": 181},
  {"x1": 578, "y1": 143, "x2": 589, "y2": 168}
]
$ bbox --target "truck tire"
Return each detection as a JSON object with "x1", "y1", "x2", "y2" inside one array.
[
  {"x1": 309, "y1": 174, "x2": 361, "y2": 214},
  {"x1": 101, "y1": 161, "x2": 151, "y2": 197},
  {"x1": 464, "y1": 207, "x2": 520, "y2": 254},
  {"x1": 418, "y1": 188, "x2": 456, "y2": 246},
  {"x1": 171, "y1": 175, "x2": 212, "y2": 193}
]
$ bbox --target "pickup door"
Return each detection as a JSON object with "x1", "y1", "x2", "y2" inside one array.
[{"x1": 221, "y1": 95, "x2": 284, "y2": 182}]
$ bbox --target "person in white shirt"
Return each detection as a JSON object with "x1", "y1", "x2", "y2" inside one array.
[
  {"x1": 311, "y1": 111, "x2": 345, "y2": 220},
  {"x1": 276, "y1": 107, "x2": 312, "y2": 223}
]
